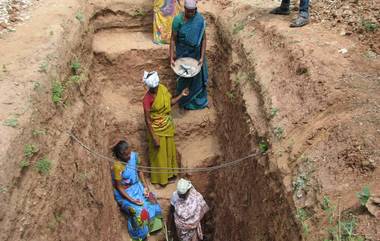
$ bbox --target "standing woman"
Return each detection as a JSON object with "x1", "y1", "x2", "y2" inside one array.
[
  {"x1": 153, "y1": 0, "x2": 180, "y2": 44},
  {"x1": 169, "y1": 0, "x2": 208, "y2": 110},
  {"x1": 142, "y1": 71, "x2": 188, "y2": 186}
]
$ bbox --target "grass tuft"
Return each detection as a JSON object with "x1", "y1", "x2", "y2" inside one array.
[
  {"x1": 233, "y1": 21, "x2": 245, "y2": 35},
  {"x1": 75, "y1": 12, "x2": 84, "y2": 22},
  {"x1": 362, "y1": 20, "x2": 379, "y2": 32},
  {"x1": 20, "y1": 159, "x2": 30, "y2": 169},
  {"x1": 3, "y1": 118, "x2": 18, "y2": 127},
  {"x1": 24, "y1": 144, "x2": 39, "y2": 158},
  {"x1": 273, "y1": 126, "x2": 284, "y2": 139},
  {"x1": 52, "y1": 81, "x2": 64, "y2": 104},
  {"x1": 356, "y1": 186, "x2": 370, "y2": 207},
  {"x1": 35, "y1": 158, "x2": 52, "y2": 175}
]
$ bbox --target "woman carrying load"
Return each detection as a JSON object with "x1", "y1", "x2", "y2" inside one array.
[{"x1": 169, "y1": 0, "x2": 208, "y2": 110}]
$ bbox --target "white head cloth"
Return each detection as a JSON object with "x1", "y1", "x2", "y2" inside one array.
[
  {"x1": 184, "y1": 0, "x2": 197, "y2": 9},
  {"x1": 177, "y1": 178, "x2": 193, "y2": 194},
  {"x1": 143, "y1": 71, "x2": 160, "y2": 88}
]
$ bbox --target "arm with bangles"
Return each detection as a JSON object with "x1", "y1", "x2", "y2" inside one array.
[{"x1": 138, "y1": 169, "x2": 150, "y2": 197}]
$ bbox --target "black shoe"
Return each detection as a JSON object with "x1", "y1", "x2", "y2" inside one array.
[
  {"x1": 290, "y1": 16, "x2": 309, "y2": 27},
  {"x1": 269, "y1": 6, "x2": 290, "y2": 15}
]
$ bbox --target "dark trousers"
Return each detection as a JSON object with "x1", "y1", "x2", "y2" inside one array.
[{"x1": 281, "y1": 0, "x2": 310, "y2": 18}]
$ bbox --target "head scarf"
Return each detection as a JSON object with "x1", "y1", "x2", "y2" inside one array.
[
  {"x1": 143, "y1": 71, "x2": 160, "y2": 89},
  {"x1": 184, "y1": 0, "x2": 197, "y2": 9},
  {"x1": 177, "y1": 178, "x2": 193, "y2": 194}
]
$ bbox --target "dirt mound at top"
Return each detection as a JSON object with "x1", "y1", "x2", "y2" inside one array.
[{"x1": 312, "y1": 0, "x2": 380, "y2": 53}]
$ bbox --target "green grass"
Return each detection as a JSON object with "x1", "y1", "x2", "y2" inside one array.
[
  {"x1": 362, "y1": 20, "x2": 379, "y2": 32},
  {"x1": 296, "y1": 208, "x2": 311, "y2": 236},
  {"x1": 70, "y1": 59, "x2": 81, "y2": 74},
  {"x1": 0, "y1": 185, "x2": 7, "y2": 193},
  {"x1": 20, "y1": 159, "x2": 30, "y2": 169},
  {"x1": 75, "y1": 12, "x2": 84, "y2": 22},
  {"x1": 226, "y1": 91, "x2": 235, "y2": 100},
  {"x1": 33, "y1": 81, "x2": 41, "y2": 91},
  {"x1": 132, "y1": 9, "x2": 147, "y2": 17},
  {"x1": 328, "y1": 215, "x2": 364, "y2": 241},
  {"x1": 70, "y1": 74, "x2": 81, "y2": 84},
  {"x1": 356, "y1": 186, "x2": 370, "y2": 207},
  {"x1": 273, "y1": 126, "x2": 284, "y2": 139},
  {"x1": 322, "y1": 197, "x2": 365, "y2": 241},
  {"x1": 233, "y1": 21, "x2": 245, "y2": 35},
  {"x1": 270, "y1": 107, "x2": 279, "y2": 118},
  {"x1": 3, "y1": 118, "x2": 18, "y2": 127},
  {"x1": 321, "y1": 195, "x2": 336, "y2": 224},
  {"x1": 35, "y1": 158, "x2": 52, "y2": 174},
  {"x1": 258, "y1": 140, "x2": 269, "y2": 153},
  {"x1": 293, "y1": 173, "x2": 308, "y2": 195},
  {"x1": 24, "y1": 144, "x2": 39, "y2": 158},
  {"x1": 32, "y1": 129, "x2": 47, "y2": 136},
  {"x1": 52, "y1": 81, "x2": 64, "y2": 104},
  {"x1": 38, "y1": 62, "x2": 48, "y2": 73}
]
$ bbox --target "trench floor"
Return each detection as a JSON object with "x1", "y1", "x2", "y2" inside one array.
[{"x1": 93, "y1": 28, "x2": 220, "y2": 240}]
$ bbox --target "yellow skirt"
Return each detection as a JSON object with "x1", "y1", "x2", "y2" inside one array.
[
  {"x1": 153, "y1": 0, "x2": 180, "y2": 44},
  {"x1": 148, "y1": 134, "x2": 178, "y2": 185}
]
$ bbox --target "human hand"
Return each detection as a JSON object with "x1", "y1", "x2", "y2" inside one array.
[
  {"x1": 181, "y1": 88, "x2": 189, "y2": 97},
  {"x1": 170, "y1": 57, "x2": 176, "y2": 67},
  {"x1": 144, "y1": 189, "x2": 150, "y2": 197},
  {"x1": 135, "y1": 199, "x2": 144, "y2": 206},
  {"x1": 198, "y1": 58, "x2": 204, "y2": 66}
]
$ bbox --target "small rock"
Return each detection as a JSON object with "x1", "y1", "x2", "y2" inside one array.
[
  {"x1": 338, "y1": 48, "x2": 348, "y2": 54},
  {"x1": 366, "y1": 195, "x2": 380, "y2": 219}
]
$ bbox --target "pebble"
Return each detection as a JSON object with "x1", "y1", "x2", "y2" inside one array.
[{"x1": 338, "y1": 48, "x2": 348, "y2": 54}]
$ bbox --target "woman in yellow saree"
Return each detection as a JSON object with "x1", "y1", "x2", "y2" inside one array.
[
  {"x1": 153, "y1": 0, "x2": 180, "y2": 44},
  {"x1": 142, "y1": 71, "x2": 188, "y2": 186}
]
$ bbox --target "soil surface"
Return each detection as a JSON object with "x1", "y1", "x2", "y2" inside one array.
[{"x1": 0, "y1": 0, "x2": 379, "y2": 240}]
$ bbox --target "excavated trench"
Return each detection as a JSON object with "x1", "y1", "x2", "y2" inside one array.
[{"x1": 62, "y1": 8, "x2": 301, "y2": 241}]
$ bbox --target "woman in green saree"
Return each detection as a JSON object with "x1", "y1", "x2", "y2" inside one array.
[{"x1": 142, "y1": 71, "x2": 188, "y2": 186}]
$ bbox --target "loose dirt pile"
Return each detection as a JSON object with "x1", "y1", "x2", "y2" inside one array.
[
  {"x1": 0, "y1": 0, "x2": 34, "y2": 32},
  {"x1": 311, "y1": 0, "x2": 380, "y2": 53}
]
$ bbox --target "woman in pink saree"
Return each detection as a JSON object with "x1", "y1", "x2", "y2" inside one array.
[{"x1": 170, "y1": 178, "x2": 209, "y2": 241}]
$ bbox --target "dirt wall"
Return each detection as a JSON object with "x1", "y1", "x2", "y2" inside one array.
[{"x1": 209, "y1": 18, "x2": 301, "y2": 240}]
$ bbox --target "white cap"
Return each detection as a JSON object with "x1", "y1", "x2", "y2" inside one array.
[
  {"x1": 184, "y1": 0, "x2": 197, "y2": 10},
  {"x1": 143, "y1": 71, "x2": 160, "y2": 88},
  {"x1": 177, "y1": 178, "x2": 193, "y2": 194}
]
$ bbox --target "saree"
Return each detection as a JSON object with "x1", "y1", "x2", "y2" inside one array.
[
  {"x1": 171, "y1": 188, "x2": 209, "y2": 241},
  {"x1": 148, "y1": 84, "x2": 178, "y2": 185},
  {"x1": 153, "y1": 0, "x2": 180, "y2": 44},
  {"x1": 113, "y1": 152, "x2": 163, "y2": 241},
  {"x1": 173, "y1": 12, "x2": 209, "y2": 110}
]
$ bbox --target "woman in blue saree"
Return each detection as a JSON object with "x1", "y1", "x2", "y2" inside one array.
[
  {"x1": 169, "y1": 0, "x2": 208, "y2": 110},
  {"x1": 111, "y1": 140, "x2": 163, "y2": 241}
]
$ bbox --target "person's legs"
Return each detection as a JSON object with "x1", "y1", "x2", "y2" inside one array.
[
  {"x1": 299, "y1": 0, "x2": 310, "y2": 18},
  {"x1": 281, "y1": 0, "x2": 290, "y2": 9},
  {"x1": 290, "y1": 0, "x2": 310, "y2": 28},
  {"x1": 269, "y1": 0, "x2": 290, "y2": 15}
]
